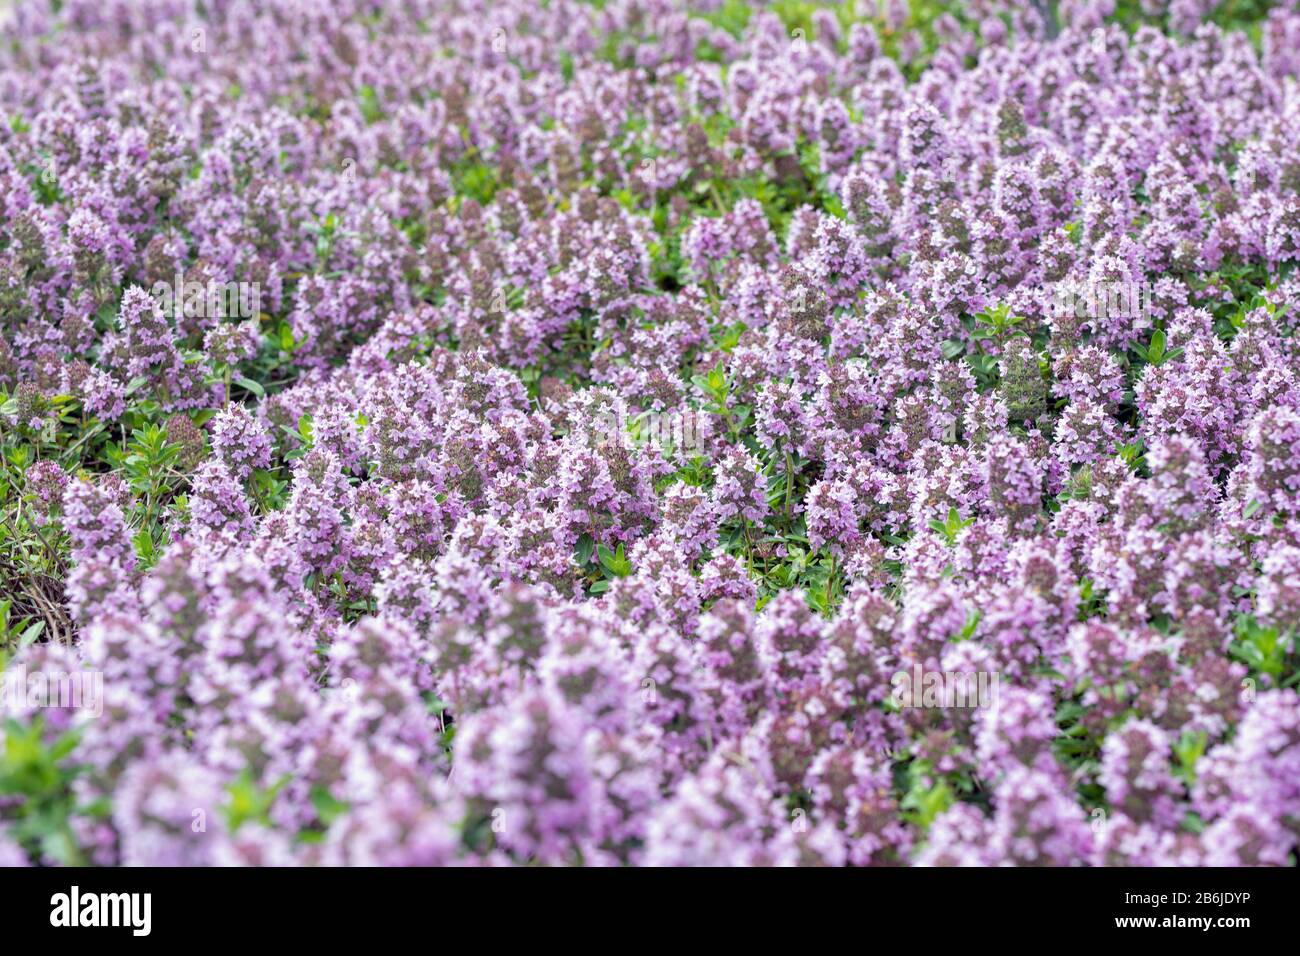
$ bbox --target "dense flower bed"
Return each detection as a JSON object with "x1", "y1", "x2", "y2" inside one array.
[{"x1": 0, "y1": 0, "x2": 1298, "y2": 866}]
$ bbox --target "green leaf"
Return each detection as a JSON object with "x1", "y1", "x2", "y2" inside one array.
[
  {"x1": 358, "y1": 84, "x2": 383, "y2": 124},
  {"x1": 1148, "y1": 329, "x2": 1166, "y2": 365},
  {"x1": 19, "y1": 621, "x2": 44, "y2": 648},
  {"x1": 49, "y1": 730, "x2": 80, "y2": 762},
  {"x1": 309, "y1": 786, "x2": 348, "y2": 827},
  {"x1": 234, "y1": 376, "x2": 265, "y2": 398},
  {"x1": 132, "y1": 528, "x2": 155, "y2": 562},
  {"x1": 597, "y1": 542, "x2": 632, "y2": 577},
  {"x1": 1173, "y1": 730, "x2": 1208, "y2": 786},
  {"x1": 596, "y1": 542, "x2": 615, "y2": 570}
]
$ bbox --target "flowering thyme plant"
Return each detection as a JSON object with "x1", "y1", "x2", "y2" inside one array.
[{"x1": 0, "y1": 0, "x2": 1298, "y2": 867}]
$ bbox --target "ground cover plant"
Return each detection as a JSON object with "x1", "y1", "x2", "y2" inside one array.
[{"x1": 0, "y1": 0, "x2": 1298, "y2": 866}]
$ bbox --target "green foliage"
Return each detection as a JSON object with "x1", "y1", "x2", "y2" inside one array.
[
  {"x1": 928, "y1": 507, "x2": 974, "y2": 547},
  {"x1": 589, "y1": 542, "x2": 633, "y2": 594},
  {"x1": 226, "y1": 768, "x2": 290, "y2": 832},
  {"x1": 1230, "y1": 615, "x2": 1296, "y2": 686},
  {"x1": 0, "y1": 599, "x2": 46, "y2": 652},
  {"x1": 0, "y1": 717, "x2": 86, "y2": 865},
  {"x1": 900, "y1": 760, "x2": 956, "y2": 834},
  {"x1": 1173, "y1": 730, "x2": 1209, "y2": 788},
  {"x1": 1130, "y1": 328, "x2": 1183, "y2": 367}
]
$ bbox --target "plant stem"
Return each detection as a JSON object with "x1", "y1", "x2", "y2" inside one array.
[{"x1": 783, "y1": 449, "x2": 795, "y2": 520}]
